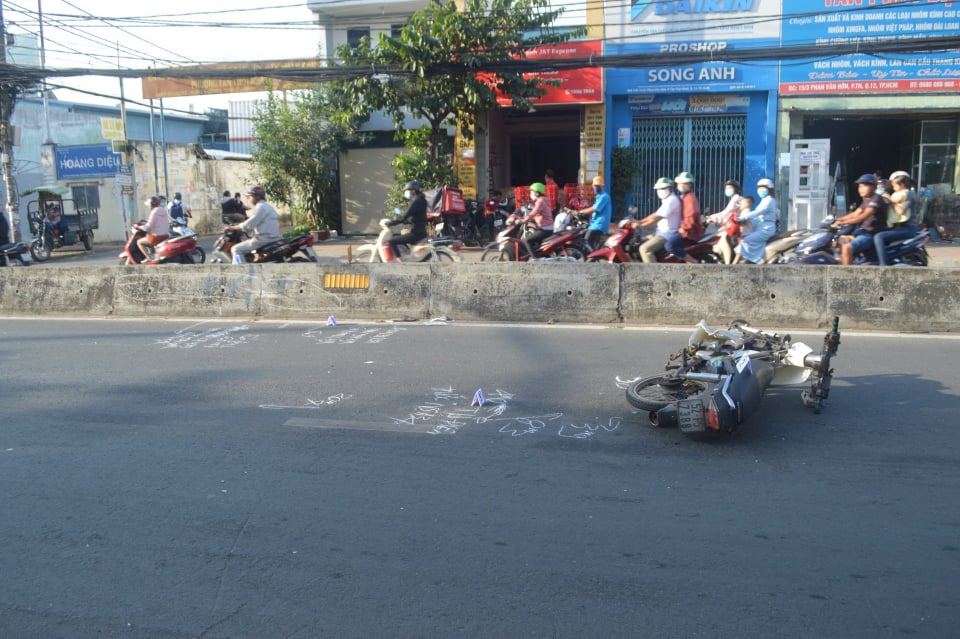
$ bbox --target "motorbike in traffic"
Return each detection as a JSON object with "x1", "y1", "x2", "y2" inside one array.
[
  {"x1": 209, "y1": 228, "x2": 319, "y2": 264},
  {"x1": 587, "y1": 219, "x2": 721, "y2": 264},
  {"x1": 352, "y1": 218, "x2": 462, "y2": 263},
  {"x1": 623, "y1": 317, "x2": 841, "y2": 437},
  {"x1": 784, "y1": 218, "x2": 930, "y2": 266},
  {"x1": 479, "y1": 213, "x2": 588, "y2": 262},
  {"x1": 119, "y1": 221, "x2": 205, "y2": 265}
]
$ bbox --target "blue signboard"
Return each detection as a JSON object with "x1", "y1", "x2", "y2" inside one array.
[
  {"x1": 780, "y1": 3, "x2": 960, "y2": 94},
  {"x1": 55, "y1": 144, "x2": 122, "y2": 180}
]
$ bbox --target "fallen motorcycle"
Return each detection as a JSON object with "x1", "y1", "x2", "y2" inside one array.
[{"x1": 623, "y1": 317, "x2": 841, "y2": 436}]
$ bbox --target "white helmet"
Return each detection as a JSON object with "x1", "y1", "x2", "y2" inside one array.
[
  {"x1": 757, "y1": 178, "x2": 775, "y2": 190},
  {"x1": 674, "y1": 172, "x2": 695, "y2": 185},
  {"x1": 652, "y1": 177, "x2": 673, "y2": 190},
  {"x1": 889, "y1": 170, "x2": 911, "y2": 182}
]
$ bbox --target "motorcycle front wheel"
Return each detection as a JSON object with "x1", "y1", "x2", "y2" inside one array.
[
  {"x1": 82, "y1": 230, "x2": 94, "y2": 251},
  {"x1": 30, "y1": 235, "x2": 52, "y2": 262},
  {"x1": 626, "y1": 374, "x2": 711, "y2": 412}
]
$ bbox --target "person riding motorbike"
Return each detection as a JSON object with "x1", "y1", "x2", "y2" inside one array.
[
  {"x1": 387, "y1": 181, "x2": 429, "y2": 261},
  {"x1": 706, "y1": 179, "x2": 744, "y2": 264},
  {"x1": 874, "y1": 171, "x2": 920, "y2": 266},
  {"x1": 137, "y1": 195, "x2": 170, "y2": 264},
  {"x1": 577, "y1": 175, "x2": 612, "y2": 251},
  {"x1": 517, "y1": 182, "x2": 554, "y2": 253},
  {"x1": 227, "y1": 186, "x2": 281, "y2": 263},
  {"x1": 674, "y1": 172, "x2": 704, "y2": 265},
  {"x1": 633, "y1": 177, "x2": 687, "y2": 263},
  {"x1": 733, "y1": 178, "x2": 780, "y2": 264},
  {"x1": 833, "y1": 174, "x2": 887, "y2": 266}
]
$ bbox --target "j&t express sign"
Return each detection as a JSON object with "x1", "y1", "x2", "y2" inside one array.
[{"x1": 55, "y1": 144, "x2": 122, "y2": 180}]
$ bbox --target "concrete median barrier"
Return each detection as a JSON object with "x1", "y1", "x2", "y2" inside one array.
[{"x1": 1, "y1": 263, "x2": 957, "y2": 331}]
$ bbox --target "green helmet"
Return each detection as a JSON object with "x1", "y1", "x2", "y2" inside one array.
[
  {"x1": 674, "y1": 172, "x2": 695, "y2": 184},
  {"x1": 653, "y1": 177, "x2": 673, "y2": 190},
  {"x1": 530, "y1": 182, "x2": 546, "y2": 195}
]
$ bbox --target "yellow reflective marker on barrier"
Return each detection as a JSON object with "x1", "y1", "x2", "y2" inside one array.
[{"x1": 324, "y1": 273, "x2": 370, "y2": 289}]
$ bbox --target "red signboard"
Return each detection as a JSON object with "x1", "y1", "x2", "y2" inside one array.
[
  {"x1": 495, "y1": 40, "x2": 603, "y2": 107},
  {"x1": 781, "y1": 79, "x2": 960, "y2": 95}
]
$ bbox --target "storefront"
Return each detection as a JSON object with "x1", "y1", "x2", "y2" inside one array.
[
  {"x1": 778, "y1": 3, "x2": 960, "y2": 229},
  {"x1": 602, "y1": 0, "x2": 781, "y2": 218}
]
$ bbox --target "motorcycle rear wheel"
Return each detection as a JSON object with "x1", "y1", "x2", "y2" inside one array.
[
  {"x1": 548, "y1": 246, "x2": 585, "y2": 261},
  {"x1": 188, "y1": 247, "x2": 206, "y2": 264},
  {"x1": 626, "y1": 374, "x2": 711, "y2": 412},
  {"x1": 82, "y1": 230, "x2": 94, "y2": 251}
]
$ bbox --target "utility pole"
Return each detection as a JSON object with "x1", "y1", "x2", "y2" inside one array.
[{"x1": 0, "y1": 0, "x2": 23, "y2": 242}]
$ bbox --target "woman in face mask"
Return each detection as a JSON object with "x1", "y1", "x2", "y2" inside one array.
[
  {"x1": 733, "y1": 178, "x2": 780, "y2": 264},
  {"x1": 705, "y1": 179, "x2": 744, "y2": 264}
]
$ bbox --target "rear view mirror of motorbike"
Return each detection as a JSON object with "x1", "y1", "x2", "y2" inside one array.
[{"x1": 676, "y1": 398, "x2": 707, "y2": 434}]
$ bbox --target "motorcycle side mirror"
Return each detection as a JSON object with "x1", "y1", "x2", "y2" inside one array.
[{"x1": 393, "y1": 207, "x2": 402, "y2": 216}]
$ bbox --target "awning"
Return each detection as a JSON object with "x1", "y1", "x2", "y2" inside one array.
[{"x1": 19, "y1": 185, "x2": 70, "y2": 197}]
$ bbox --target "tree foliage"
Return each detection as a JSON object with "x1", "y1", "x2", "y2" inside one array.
[
  {"x1": 250, "y1": 84, "x2": 368, "y2": 231},
  {"x1": 340, "y1": 0, "x2": 583, "y2": 192}
]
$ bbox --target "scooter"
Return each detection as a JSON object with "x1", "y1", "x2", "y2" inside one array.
[
  {"x1": 479, "y1": 213, "x2": 586, "y2": 262},
  {"x1": 209, "y1": 228, "x2": 319, "y2": 264},
  {"x1": 623, "y1": 317, "x2": 841, "y2": 436},
  {"x1": 786, "y1": 218, "x2": 930, "y2": 266},
  {"x1": 587, "y1": 219, "x2": 721, "y2": 264},
  {"x1": 119, "y1": 221, "x2": 204, "y2": 265},
  {"x1": 353, "y1": 218, "x2": 462, "y2": 263},
  {"x1": 1, "y1": 241, "x2": 31, "y2": 266}
]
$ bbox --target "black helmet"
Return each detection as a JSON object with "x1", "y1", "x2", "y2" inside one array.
[
  {"x1": 403, "y1": 181, "x2": 420, "y2": 193},
  {"x1": 724, "y1": 179, "x2": 741, "y2": 192},
  {"x1": 246, "y1": 186, "x2": 266, "y2": 200}
]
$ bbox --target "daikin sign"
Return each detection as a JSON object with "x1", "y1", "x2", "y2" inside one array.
[{"x1": 633, "y1": 0, "x2": 756, "y2": 19}]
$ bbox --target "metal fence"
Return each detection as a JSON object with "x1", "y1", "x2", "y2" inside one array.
[{"x1": 630, "y1": 115, "x2": 746, "y2": 218}]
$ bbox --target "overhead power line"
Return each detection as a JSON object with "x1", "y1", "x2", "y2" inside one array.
[{"x1": 2, "y1": 34, "x2": 960, "y2": 88}]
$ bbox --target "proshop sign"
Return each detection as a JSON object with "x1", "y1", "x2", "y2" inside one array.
[{"x1": 55, "y1": 144, "x2": 123, "y2": 179}]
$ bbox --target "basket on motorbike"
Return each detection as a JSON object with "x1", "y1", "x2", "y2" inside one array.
[{"x1": 564, "y1": 183, "x2": 596, "y2": 211}]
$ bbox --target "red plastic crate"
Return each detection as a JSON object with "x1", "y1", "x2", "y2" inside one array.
[
  {"x1": 563, "y1": 183, "x2": 595, "y2": 210},
  {"x1": 545, "y1": 182, "x2": 559, "y2": 211},
  {"x1": 514, "y1": 186, "x2": 531, "y2": 208}
]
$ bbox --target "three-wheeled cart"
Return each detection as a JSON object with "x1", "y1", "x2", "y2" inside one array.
[{"x1": 22, "y1": 185, "x2": 99, "y2": 262}]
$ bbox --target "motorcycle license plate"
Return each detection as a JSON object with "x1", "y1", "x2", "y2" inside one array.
[
  {"x1": 303, "y1": 247, "x2": 317, "y2": 259},
  {"x1": 676, "y1": 398, "x2": 707, "y2": 433},
  {"x1": 494, "y1": 219, "x2": 504, "y2": 228},
  {"x1": 19, "y1": 252, "x2": 31, "y2": 263}
]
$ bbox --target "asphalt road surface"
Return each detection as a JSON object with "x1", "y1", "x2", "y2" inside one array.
[{"x1": 1, "y1": 318, "x2": 958, "y2": 638}]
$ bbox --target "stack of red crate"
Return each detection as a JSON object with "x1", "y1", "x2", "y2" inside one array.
[{"x1": 563, "y1": 183, "x2": 595, "y2": 210}]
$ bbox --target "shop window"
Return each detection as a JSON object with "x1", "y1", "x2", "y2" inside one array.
[
  {"x1": 70, "y1": 184, "x2": 100, "y2": 212},
  {"x1": 390, "y1": 24, "x2": 403, "y2": 39},
  {"x1": 347, "y1": 28, "x2": 370, "y2": 48}
]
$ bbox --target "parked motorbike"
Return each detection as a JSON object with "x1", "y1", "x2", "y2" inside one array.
[
  {"x1": 353, "y1": 218, "x2": 462, "y2": 263},
  {"x1": 623, "y1": 317, "x2": 841, "y2": 436},
  {"x1": 587, "y1": 219, "x2": 721, "y2": 264},
  {"x1": 1, "y1": 241, "x2": 31, "y2": 266},
  {"x1": 119, "y1": 221, "x2": 205, "y2": 265},
  {"x1": 785, "y1": 218, "x2": 930, "y2": 266},
  {"x1": 209, "y1": 227, "x2": 319, "y2": 264}
]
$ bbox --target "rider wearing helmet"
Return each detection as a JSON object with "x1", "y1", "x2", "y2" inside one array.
[
  {"x1": 832, "y1": 173, "x2": 887, "y2": 266},
  {"x1": 733, "y1": 178, "x2": 780, "y2": 264},
  {"x1": 706, "y1": 179, "x2": 744, "y2": 264},
  {"x1": 517, "y1": 182, "x2": 555, "y2": 252},
  {"x1": 632, "y1": 177, "x2": 689, "y2": 263},
  {"x1": 228, "y1": 186, "x2": 281, "y2": 263},
  {"x1": 673, "y1": 171, "x2": 703, "y2": 263},
  {"x1": 576, "y1": 175, "x2": 613, "y2": 251},
  {"x1": 387, "y1": 180, "x2": 429, "y2": 260},
  {"x1": 138, "y1": 194, "x2": 171, "y2": 263},
  {"x1": 873, "y1": 170, "x2": 920, "y2": 266}
]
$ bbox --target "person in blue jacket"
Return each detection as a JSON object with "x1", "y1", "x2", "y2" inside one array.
[
  {"x1": 733, "y1": 178, "x2": 779, "y2": 264},
  {"x1": 577, "y1": 175, "x2": 611, "y2": 251}
]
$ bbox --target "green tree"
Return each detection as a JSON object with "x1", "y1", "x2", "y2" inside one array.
[
  {"x1": 251, "y1": 83, "x2": 368, "y2": 231},
  {"x1": 341, "y1": 0, "x2": 583, "y2": 192}
]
